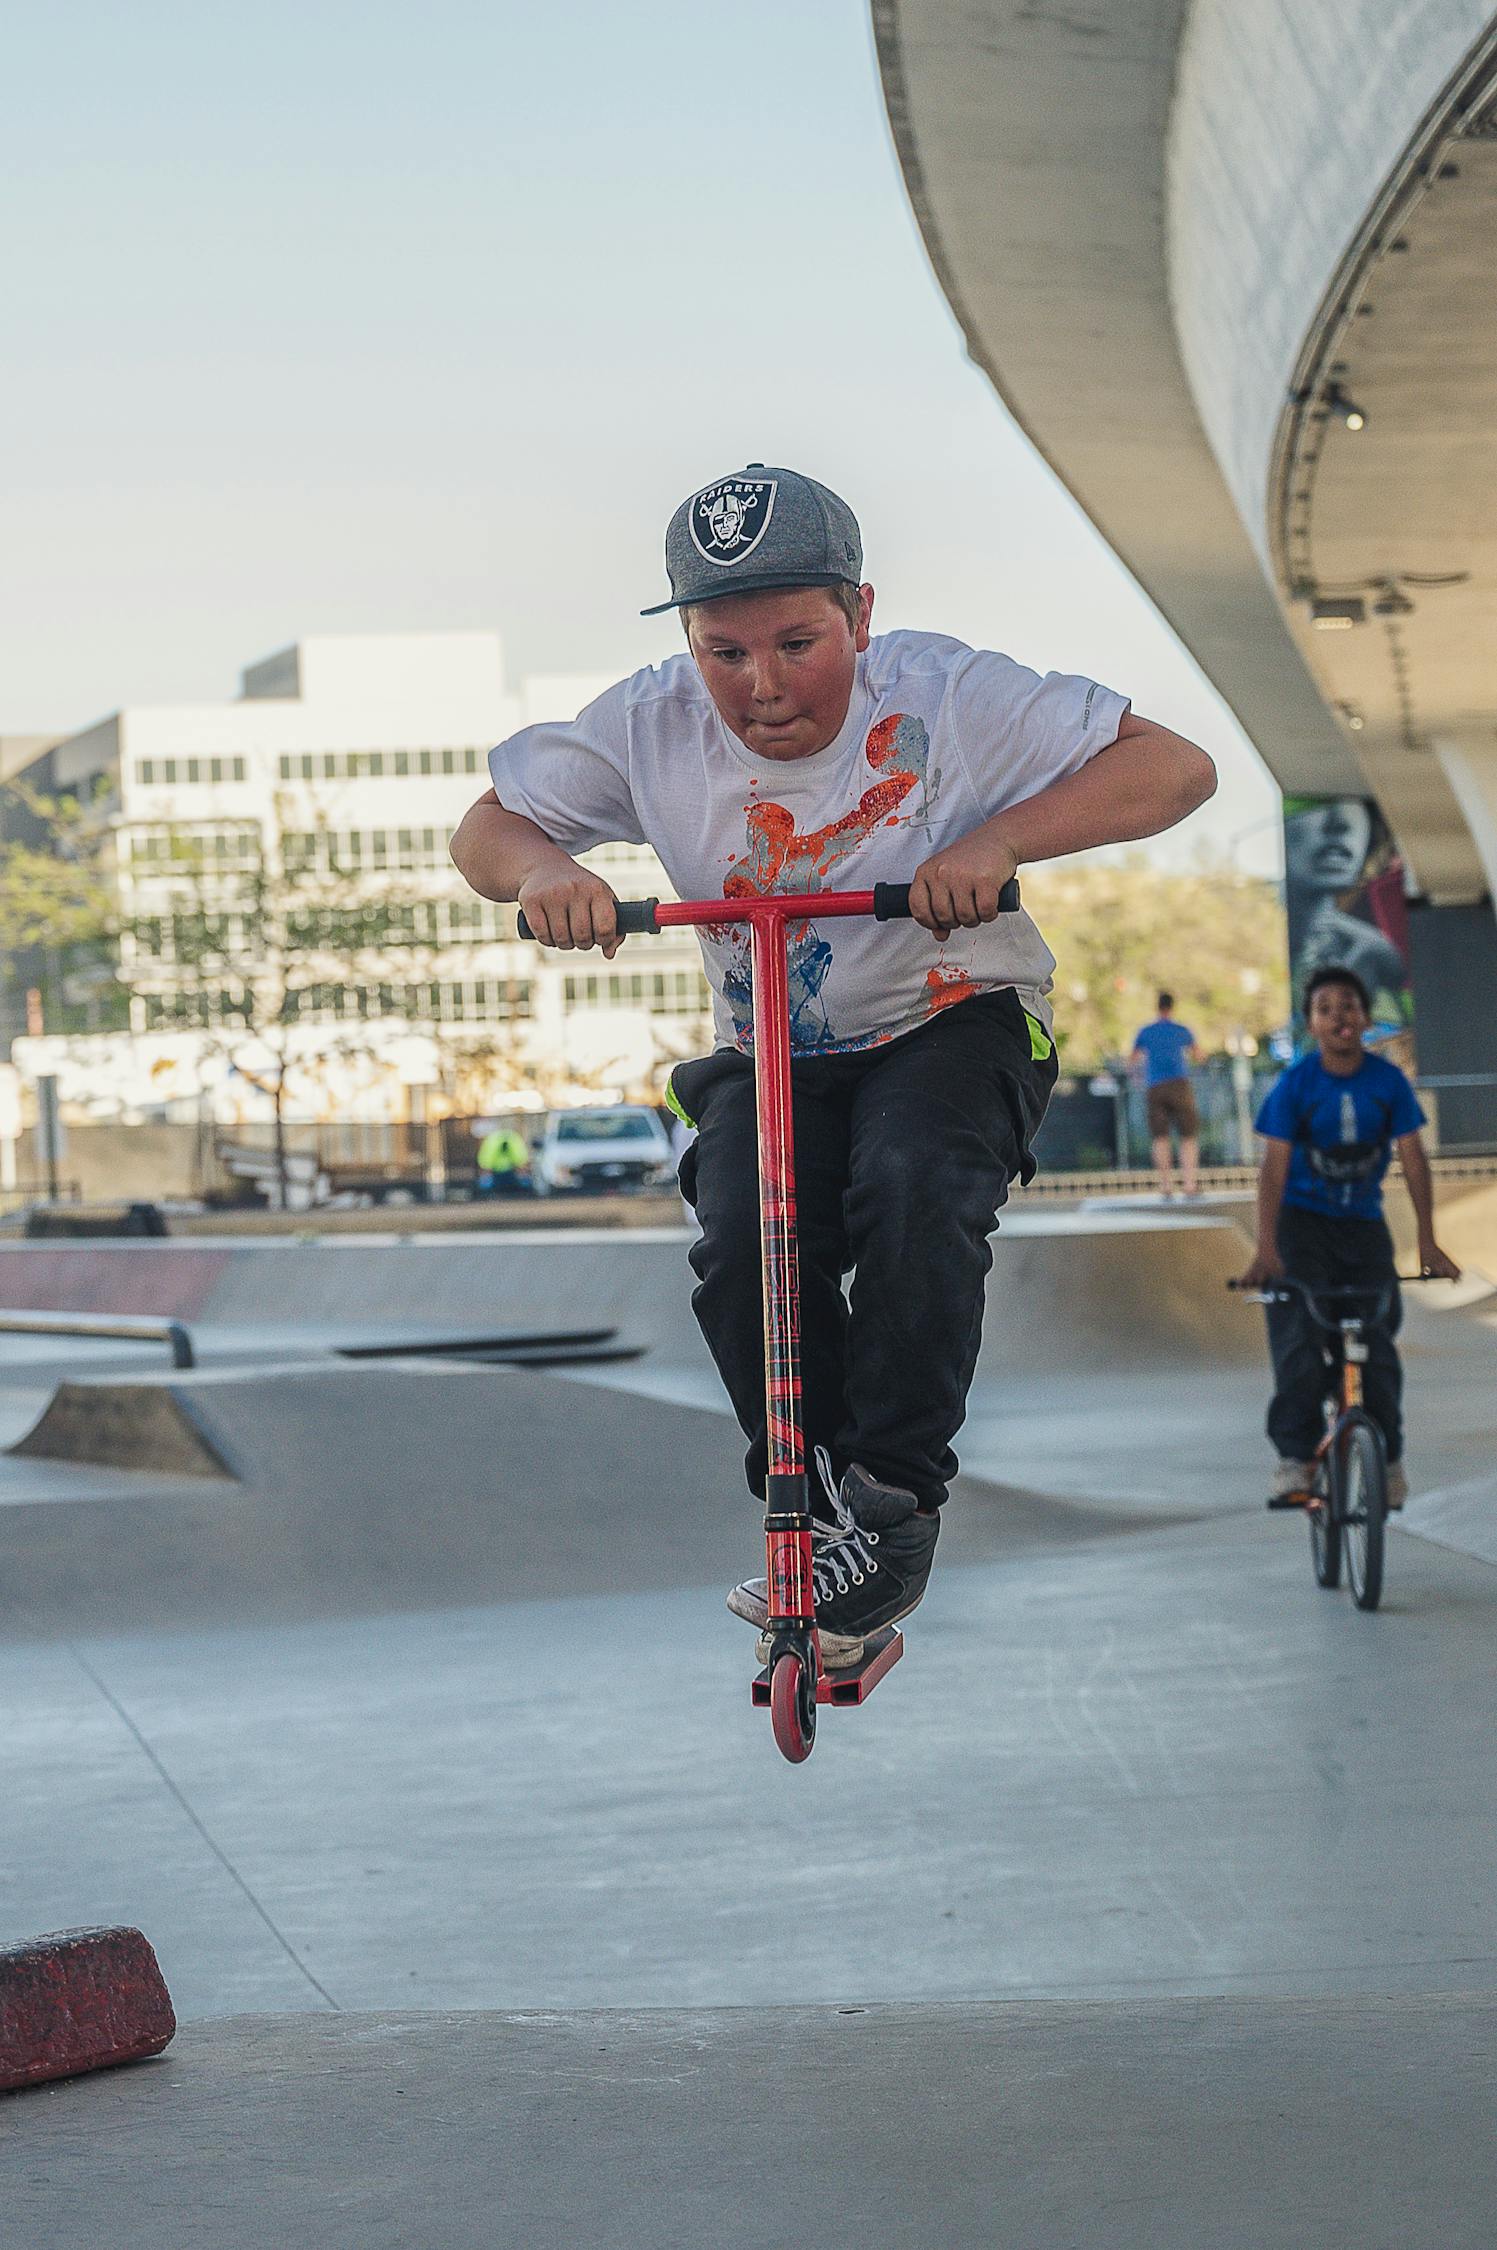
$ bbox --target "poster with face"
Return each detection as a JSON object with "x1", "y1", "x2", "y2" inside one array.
[{"x1": 1283, "y1": 796, "x2": 1412, "y2": 1040}]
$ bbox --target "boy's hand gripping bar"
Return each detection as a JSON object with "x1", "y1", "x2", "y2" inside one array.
[
  {"x1": 517, "y1": 898, "x2": 660, "y2": 941},
  {"x1": 871, "y1": 877, "x2": 1021, "y2": 920},
  {"x1": 516, "y1": 878, "x2": 1020, "y2": 942}
]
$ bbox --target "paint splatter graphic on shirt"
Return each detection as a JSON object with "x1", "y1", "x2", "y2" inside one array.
[
  {"x1": 923, "y1": 960, "x2": 983, "y2": 1015},
  {"x1": 709, "y1": 713, "x2": 941, "y2": 1051},
  {"x1": 865, "y1": 711, "x2": 941, "y2": 832}
]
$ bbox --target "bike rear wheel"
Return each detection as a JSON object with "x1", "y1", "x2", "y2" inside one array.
[
  {"x1": 1338, "y1": 1413, "x2": 1387, "y2": 1611},
  {"x1": 1309, "y1": 1465, "x2": 1341, "y2": 1589}
]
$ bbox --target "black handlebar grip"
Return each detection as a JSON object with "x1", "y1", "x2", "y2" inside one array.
[
  {"x1": 516, "y1": 897, "x2": 660, "y2": 942},
  {"x1": 873, "y1": 877, "x2": 1022, "y2": 921}
]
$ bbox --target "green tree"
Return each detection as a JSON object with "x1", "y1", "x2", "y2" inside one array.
[
  {"x1": 0, "y1": 783, "x2": 122, "y2": 1033},
  {"x1": 1022, "y1": 856, "x2": 1288, "y2": 1071}
]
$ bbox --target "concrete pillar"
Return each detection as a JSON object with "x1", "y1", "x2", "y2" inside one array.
[
  {"x1": 1434, "y1": 736, "x2": 1497, "y2": 909},
  {"x1": 1406, "y1": 900, "x2": 1497, "y2": 1153}
]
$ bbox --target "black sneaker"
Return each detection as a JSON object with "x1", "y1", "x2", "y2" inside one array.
[
  {"x1": 729, "y1": 1458, "x2": 940, "y2": 1669},
  {"x1": 727, "y1": 1446, "x2": 847, "y2": 1638}
]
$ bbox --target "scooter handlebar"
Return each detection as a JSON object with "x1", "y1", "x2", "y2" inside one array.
[
  {"x1": 516, "y1": 898, "x2": 659, "y2": 941},
  {"x1": 517, "y1": 879, "x2": 1022, "y2": 941},
  {"x1": 873, "y1": 876, "x2": 1022, "y2": 920}
]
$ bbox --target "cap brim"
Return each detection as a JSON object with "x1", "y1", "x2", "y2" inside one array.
[{"x1": 639, "y1": 572, "x2": 852, "y2": 620}]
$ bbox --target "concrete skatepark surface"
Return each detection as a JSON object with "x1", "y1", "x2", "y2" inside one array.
[
  {"x1": 2, "y1": 1210, "x2": 1495, "y2": 2243},
  {"x1": 11, "y1": 1998, "x2": 1497, "y2": 2250}
]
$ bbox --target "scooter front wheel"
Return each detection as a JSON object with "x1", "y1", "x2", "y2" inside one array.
[{"x1": 770, "y1": 1650, "x2": 816, "y2": 1763}]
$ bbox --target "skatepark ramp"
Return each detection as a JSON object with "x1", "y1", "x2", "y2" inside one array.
[
  {"x1": 11, "y1": 1379, "x2": 235, "y2": 1479},
  {"x1": 0, "y1": 1209, "x2": 1262, "y2": 1372}
]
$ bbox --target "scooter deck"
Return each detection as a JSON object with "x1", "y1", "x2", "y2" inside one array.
[{"x1": 751, "y1": 1626, "x2": 903, "y2": 1708}]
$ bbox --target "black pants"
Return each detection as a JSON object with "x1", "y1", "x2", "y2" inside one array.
[
  {"x1": 1266, "y1": 1204, "x2": 1403, "y2": 1464},
  {"x1": 673, "y1": 990, "x2": 1057, "y2": 1510}
]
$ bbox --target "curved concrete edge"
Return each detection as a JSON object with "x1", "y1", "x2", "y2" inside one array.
[
  {"x1": 11, "y1": 1998, "x2": 1495, "y2": 2248},
  {"x1": 1401, "y1": 1470, "x2": 1497, "y2": 1567}
]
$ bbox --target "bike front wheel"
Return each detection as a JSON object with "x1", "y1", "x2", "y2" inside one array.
[{"x1": 1338, "y1": 1412, "x2": 1387, "y2": 1611}]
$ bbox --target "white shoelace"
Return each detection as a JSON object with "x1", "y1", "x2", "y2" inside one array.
[{"x1": 809, "y1": 1444, "x2": 879, "y2": 1600}]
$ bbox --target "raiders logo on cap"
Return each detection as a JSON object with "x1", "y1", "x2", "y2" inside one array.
[{"x1": 688, "y1": 476, "x2": 778, "y2": 568}]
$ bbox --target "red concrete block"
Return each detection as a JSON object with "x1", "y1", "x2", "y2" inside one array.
[{"x1": 1, "y1": 1927, "x2": 176, "y2": 2092}]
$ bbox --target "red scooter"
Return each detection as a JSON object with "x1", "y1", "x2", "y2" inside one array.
[{"x1": 522, "y1": 877, "x2": 1019, "y2": 1761}]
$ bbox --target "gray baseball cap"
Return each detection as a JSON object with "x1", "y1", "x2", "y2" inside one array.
[{"x1": 641, "y1": 464, "x2": 863, "y2": 616}]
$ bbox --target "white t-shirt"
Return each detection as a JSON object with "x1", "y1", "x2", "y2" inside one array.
[{"x1": 488, "y1": 629, "x2": 1129, "y2": 1055}]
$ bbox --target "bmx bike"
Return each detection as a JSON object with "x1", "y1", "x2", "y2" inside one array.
[
  {"x1": 1231, "y1": 1275, "x2": 1427, "y2": 1612},
  {"x1": 522, "y1": 874, "x2": 1020, "y2": 1760}
]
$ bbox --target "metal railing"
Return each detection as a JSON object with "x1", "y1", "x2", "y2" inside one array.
[{"x1": 0, "y1": 1310, "x2": 195, "y2": 1367}]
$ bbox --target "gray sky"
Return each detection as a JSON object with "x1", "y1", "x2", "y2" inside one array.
[{"x1": 4, "y1": 0, "x2": 1280, "y2": 872}]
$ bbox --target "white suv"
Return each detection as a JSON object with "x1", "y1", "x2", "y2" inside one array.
[{"x1": 533, "y1": 1106, "x2": 677, "y2": 1196}]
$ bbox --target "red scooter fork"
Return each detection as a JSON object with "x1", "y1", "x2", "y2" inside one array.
[{"x1": 749, "y1": 909, "x2": 817, "y2": 1666}]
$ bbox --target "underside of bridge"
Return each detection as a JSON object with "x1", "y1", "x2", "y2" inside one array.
[{"x1": 872, "y1": 0, "x2": 1497, "y2": 909}]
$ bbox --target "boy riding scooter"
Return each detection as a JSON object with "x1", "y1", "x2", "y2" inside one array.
[{"x1": 452, "y1": 465, "x2": 1216, "y2": 1667}]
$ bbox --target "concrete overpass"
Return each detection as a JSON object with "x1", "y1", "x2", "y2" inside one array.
[{"x1": 871, "y1": 1, "x2": 1497, "y2": 950}]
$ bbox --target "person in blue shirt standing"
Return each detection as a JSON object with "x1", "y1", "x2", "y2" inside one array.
[
  {"x1": 1131, "y1": 992, "x2": 1201, "y2": 1197},
  {"x1": 1238, "y1": 964, "x2": 1460, "y2": 1507}
]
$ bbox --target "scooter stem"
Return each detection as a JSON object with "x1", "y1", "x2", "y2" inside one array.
[{"x1": 750, "y1": 911, "x2": 815, "y2": 1635}]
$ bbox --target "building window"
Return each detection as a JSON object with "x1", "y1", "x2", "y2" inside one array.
[
  {"x1": 138, "y1": 760, "x2": 155, "y2": 785},
  {"x1": 561, "y1": 967, "x2": 710, "y2": 1017},
  {"x1": 232, "y1": 757, "x2": 246, "y2": 782},
  {"x1": 393, "y1": 751, "x2": 410, "y2": 776}
]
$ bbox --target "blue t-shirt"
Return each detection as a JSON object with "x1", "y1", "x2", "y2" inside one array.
[
  {"x1": 1132, "y1": 1018, "x2": 1196, "y2": 1086},
  {"x1": 1255, "y1": 1051, "x2": 1424, "y2": 1220}
]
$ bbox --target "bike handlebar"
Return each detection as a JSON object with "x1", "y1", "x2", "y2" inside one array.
[
  {"x1": 517, "y1": 876, "x2": 1021, "y2": 944},
  {"x1": 1228, "y1": 1275, "x2": 1445, "y2": 1296},
  {"x1": 1227, "y1": 1272, "x2": 1442, "y2": 1333}
]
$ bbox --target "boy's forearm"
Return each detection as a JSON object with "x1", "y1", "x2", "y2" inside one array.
[
  {"x1": 1401, "y1": 1137, "x2": 1438, "y2": 1241},
  {"x1": 1256, "y1": 1151, "x2": 1288, "y2": 1254},
  {"x1": 986, "y1": 722, "x2": 1216, "y2": 867},
  {"x1": 450, "y1": 796, "x2": 575, "y2": 902}
]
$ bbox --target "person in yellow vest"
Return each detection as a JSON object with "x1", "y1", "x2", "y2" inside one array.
[{"x1": 476, "y1": 1124, "x2": 531, "y2": 1196}]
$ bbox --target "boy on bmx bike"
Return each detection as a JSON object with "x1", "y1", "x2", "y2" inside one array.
[
  {"x1": 452, "y1": 465, "x2": 1216, "y2": 1669},
  {"x1": 1238, "y1": 964, "x2": 1461, "y2": 1507}
]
